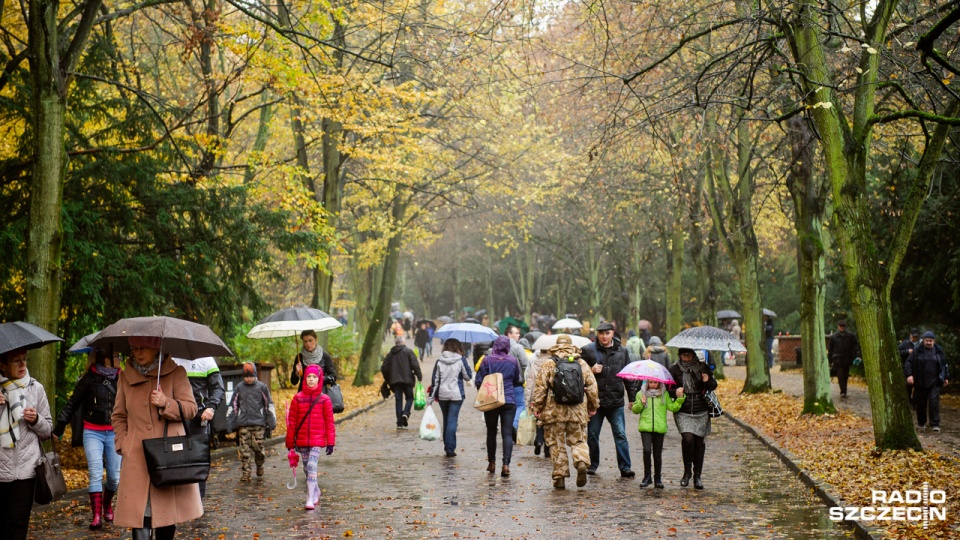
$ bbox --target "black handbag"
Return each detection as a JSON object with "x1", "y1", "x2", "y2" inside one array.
[
  {"x1": 34, "y1": 438, "x2": 67, "y2": 505},
  {"x1": 142, "y1": 401, "x2": 210, "y2": 487},
  {"x1": 324, "y1": 384, "x2": 345, "y2": 414},
  {"x1": 704, "y1": 390, "x2": 723, "y2": 418}
]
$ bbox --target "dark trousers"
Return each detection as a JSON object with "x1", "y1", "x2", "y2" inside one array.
[
  {"x1": 483, "y1": 404, "x2": 516, "y2": 465},
  {"x1": 0, "y1": 478, "x2": 36, "y2": 540},
  {"x1": 535, "y1": 425, "x2": 545, "y2": 447},
  {"x1": 680, "y1": 432, "x2": 706, "y2": 475},
  {"x1": 390, "y1": 383, "x2": 414, "y2": 425},
  {"x1": 640, "y1": 432, "x2": 665, "y2": 477},
  {"x1": 835, "y1": 363, "x2": 851, "y2": 395},
  {"x1": 915, "y1": 385, "x2": 942, "y2": 428}
]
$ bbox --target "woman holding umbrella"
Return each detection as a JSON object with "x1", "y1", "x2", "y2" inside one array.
[
  {"x1": 668, "y1": 348, "x2": 717, "y2": 490},
  {"x1": 291, "y1": 330, "x2": 337, "y2": 392},
  {"x1": 112, "y1": 337, "x2": 202, "y2": 539}
]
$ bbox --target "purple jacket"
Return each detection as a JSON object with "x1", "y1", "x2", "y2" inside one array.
[{"x1": 475, "y1": 336, "x2": 523, "y2": 405}]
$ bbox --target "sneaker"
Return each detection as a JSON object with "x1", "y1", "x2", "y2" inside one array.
[
  {"x1": 256, "y1": 465, "x2": 264, "y2": 477},
  {"x1": 576, "y1": 463, "x2": 588, "y2": 487},
  {"x1": 586, "y1": 467, "x2": 597, "y2": 475},
  {"x1": 932, "y1": 426, "x2": 941, "y2": 433},
  {"x1": 401, "y1": 415, "x2": 409, "y2": 427},
  {"x1": 621, "y1": 469, "x2": 636, "y2": 478}
]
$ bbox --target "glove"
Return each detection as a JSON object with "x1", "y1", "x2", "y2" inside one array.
[
  {"x1": 324, "y1": 375, "x2": 336, "y2": 386},
  {"x1": 326, "y1": 445, "x2": 335, "y2": 456}
]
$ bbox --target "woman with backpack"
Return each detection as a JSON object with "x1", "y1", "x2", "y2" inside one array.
[
  {"x1": 668, "y1": 348, "x2": 717, "y2": 490},
  {"x1": 475, "y1": 336, "x2": 522, "y2": 477},
  {"x1": 427, "y1": 339, "x2": 473, "y2": 457}
]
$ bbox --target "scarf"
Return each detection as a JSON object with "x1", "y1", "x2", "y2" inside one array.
[
  {"x1": 642, "y1": 382, "x2": 664, "y2": 399},
  {"x1": 300, "y1": 345, "x2": 324, "y2": 366},
  {"x1": 134, "y1": 357, "x2": 160, "y2": 376},
  {"x1": 0, "y1": 370, "x2": 31, "y2": 448},
  {"x1": 678, "y1": 358, "x2": 702, "y2": 391},
  {"x1": 93, "y1": 364, "x2": 120, "y2": 380}
]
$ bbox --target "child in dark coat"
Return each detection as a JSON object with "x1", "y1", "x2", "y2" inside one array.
[{"x1": 226, "y1": 363, "x2": 276, "y2": 481}]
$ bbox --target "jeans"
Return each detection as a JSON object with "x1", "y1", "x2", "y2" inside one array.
[
  {"x1": 391, "y1": 383, "x2": 414, "y2": 425},
  {"x1": 915, "y1": 385, "x2": 941, "y2": 428},
  {"x1": 83, "y1": 428, "x2": 121, "y2": 492},
  {"x1": 417, "y1": 346, "x2": 427, "y2": 360},
  {"x1": 483, "y1": 404, "x2": 516, "y2": 465},
  {"x1": 438, "y1": 400, "x2": 464, "y2": 454},
  {"x1": 587, "y1": 406, "x2": 632, "y2": 472},
  {"x1": 512, "y1": 386, "x2": 525, "y2": 430},
  {"x1": 0, "y1": 478, "x2": 36, "y2": 540}
]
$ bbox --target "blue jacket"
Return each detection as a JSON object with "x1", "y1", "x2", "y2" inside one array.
[{"x1": 475, "y1": 336, "x2": 523, "y2": 405}]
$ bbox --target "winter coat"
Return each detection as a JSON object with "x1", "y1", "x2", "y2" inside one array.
[
  {"x1": 525, "y1": 352, "x2": 548, "y2": 408},
  {"x1": 0, "y1": 376, "x2": 52, "y2": 482},
  {"x1": 905, "y1": 344, "x2": 950, "y2": 388},
  {"x1": 291, "y1": 351, "x2": 338, "y2": 392},
  {"x1": 172, "y1": 357, "x2": 225, "y2": 416},
  {"x1": 625, "y1": 336, "x2": 644, "y2": 363},
  {"x1": 530, "y1": 356, "x2": 599, "y2": 425},
  {"x1": 285, "y1": 384, "x2": 335, "y2": 449},
  {"x1": 828, "y1": 330, "x2": 860, "y2": 367},
  {"x1": 429, "y1": 351, "x2": 473, "y2": 401},
  {"x1": 414, "y1": 327, "x2": 430, "y2": 348},
  {"x1": 632, "y1": 390, "x2": 685, "y2": 434},
  {"x1": 668, "y1": 360, "x2": 718, "y2": 415},
  {"x1": 381, "y1": 345, "x2": 422, "y2": 387},
  {"x1": 475, "y1": 336, "x2": 523, "y2": 406},
  {"x1": 898, "y1": 338, "x2": 920, "y2": 364},
  {"x1": 644, "y1": 345, "x2": 670, "y2": 369},
  {"x1": 112, "y1": 358, "x2": 202, "y2": 528},
  {"x1": 53, "y1": 367, "x2": 118, "y2": 446},
  {"x1": 580, "y1": 337, "x2": 638, "y2": 408},
  {"x1": 509, "y1": 339, "x2": 530, "y2": 374},
  {"x1": 226, "y1": 380, "x2": 276, "y2": 431}
]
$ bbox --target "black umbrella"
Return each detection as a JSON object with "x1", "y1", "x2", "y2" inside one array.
[
  {"x1": 416, "y1": 319, "x2": 438, "y2": 330},
  {"x1": 89, "y1": 316, "x2": 233, "y2": 360},
  {"x1": 762, "y1": 308, "x2": 778, "y2": 318},
  {"x1": 0, "y1": 322, "x2": 63, "y2": 356},
  {"x1": 257, "y1": 305, "x2": 336, "y2": 325}
]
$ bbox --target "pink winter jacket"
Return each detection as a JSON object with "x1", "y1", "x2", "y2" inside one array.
[{"x1": 285, "y1": 385, "x2": 336, "y2": 449}]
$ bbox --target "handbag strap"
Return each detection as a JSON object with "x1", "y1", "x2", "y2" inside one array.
[
  {"x1": 35, "y1": 435, "x2": 58, "y2": 459},
  {"x1": 161, "y1": 400, "x2": 194, "y2": 448}
]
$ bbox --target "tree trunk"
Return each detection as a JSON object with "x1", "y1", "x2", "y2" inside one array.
[
  {"x1": 242, "y1": 95, "x2": 274, "y2": 184},
  {"x1": 355, "y1": 198, "x2": 407, "y2": 386}
]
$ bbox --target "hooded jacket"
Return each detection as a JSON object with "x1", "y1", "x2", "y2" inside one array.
[
  {"x1": 429, "y1": 351, "x2": 473, "y2": 401},
  {"x1": 644, "y1": 337, "x2": 670, "y2": 369},
  {"x1": 285, "y1": 376, "x2": 335, "y2": 449},
  {"x1": 381, "y1": 345, "x2": 422, "y2": 387},
  {"x1": 172, "y1": 356, "x2": 225, "y2": 415},
  {"x1": 581, "y1": 336, "x2": 638, "y2": 408},
  {"x1": 475, "y1": 336, "x2": 523, "y2": 406},
  {"x1": 226, "y1": 374, "x2": 276, "y2": 431},
  {"x1": 632, "y1": 387, "x2": 685, "y2": 434}
]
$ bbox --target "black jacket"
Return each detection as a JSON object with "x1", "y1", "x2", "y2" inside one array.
[
  {"x1": 53, "y1": 368, "x2": 119, "y2": 446},
  {"x1": 291, "y1": 351, "x2": 338, "y2": 392},
  {"x1": 381, "y1": 345, "x2": 422, "y2": 386},
  {"x1": 414, "y1": 327, "x2": 430, "y2": 348},
  {"x1": 668, "y1": 360, "x2": 718, "y2": 415},
  {"x1": 828, "y1": 330, "x2": 860, "y2": 367},
  {"x1": 581, "y1": 337, "x2": 637, "y2": 408},
  {"x1": 898, "y1": 338, "x2": 919, "y2": 364},
  {"x1": 905, "y1": 344, "x2": 950, "y2": 388}
]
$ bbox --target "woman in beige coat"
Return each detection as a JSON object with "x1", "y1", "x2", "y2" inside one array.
[{"x1": 112, "y1": 336, "x2": 202, "y2": 540}]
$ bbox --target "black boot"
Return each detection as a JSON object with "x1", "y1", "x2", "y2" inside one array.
[
  {"x1": 534, "y1": 443, "x2": 542, "y2": 455},
  {"x1": 654, "y1": 476, "x2": 664, "y2": 489},
  {"x1": 640, "y1": 472, "x2": 652, "y2": 488},
  {"x1": 680, "y1": 463, "x2": 692, "y2": 487},
  {"x1": 155, "y1": 525, "x2": 176, "y2": 540},
  {"x1": 693, "y1": 475, "x2": 704, "y2": 490},
  {"x1": 132, "y1": 517, "x2": 152, "y2": 540}
]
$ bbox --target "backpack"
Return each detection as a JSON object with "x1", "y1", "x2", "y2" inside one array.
[{"x1": 552, "y1": 355, "x2": 585, "y2": 405}]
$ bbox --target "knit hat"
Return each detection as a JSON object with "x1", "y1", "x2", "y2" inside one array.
[
  {"x1": 648, "y1": 336, "x2": 662, "y2": 346},
  {"x1": 128, "y1": 336, "x2": 161, "y2": 350},
  {"x1": 678, "y1": 347, "x2": 696, "y2": 358},
  {"x1": 921, "y1": 331, "x2": 936, "y2": 340},
  {"x1": 242, "y1": 362, "x2": 256, "y2": 377},
  {"x1": 304, "y1": 364, "x2": 324, "y2": 379},
  {"x1": 395, "y1": 336, "x2": 406, "y2": 345}
]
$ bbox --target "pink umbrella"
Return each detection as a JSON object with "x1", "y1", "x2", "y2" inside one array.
[
  {"x1": 617, "y1": 360, "x2": 676, "y2": 385},
  {"x1": 286, "y1": 449, "x2": 299, "y2": 489},
  {"x1": 638, "y1": 319, "x2": 652, "y2": 330}
]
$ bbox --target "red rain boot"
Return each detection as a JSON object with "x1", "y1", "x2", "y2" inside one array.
[
  {"x1": 102, "y1": 489, "x2": 115, "y2": 522},
  {"x1": 89, "y1": 492, "x2": 103, "y2": 530}
]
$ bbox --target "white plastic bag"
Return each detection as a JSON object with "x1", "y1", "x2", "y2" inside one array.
[
  {"x1": 419, "y1": 405, "x2": 442, "y2": 441},
  {"x1": 517, "y1": 411, "x2": 536, "y2": 446}
]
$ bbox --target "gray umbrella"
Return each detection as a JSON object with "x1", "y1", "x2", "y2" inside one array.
[
  {"x1": 437, "y1": 316, "x2": 454, "y2": 324},
  {"x1": 666, "y1": 325, "x2": 747, "y2": 352},
  {"x1": 0, "y1": 321, "x2": 63, "y2": 356},
  {"x1": 716, "y1": 310, "x2": 742, "y2": 320},
  {"x1": 523, "y1": 331, "x2": 544, "y2": 344},
  {"x1": 763, "y1": 308, "x2": 777, "y2": 318},
  {"x1": 89, "y1": 316, "x2": 233, "y2": 359}
]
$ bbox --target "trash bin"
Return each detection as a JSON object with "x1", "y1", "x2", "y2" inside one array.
[
  {"x1": 795, "y1": 347, "x2": 802, "y2": 366},
  {"x1": 212, "y1": 363, "x2": 276, "y2": 442}
]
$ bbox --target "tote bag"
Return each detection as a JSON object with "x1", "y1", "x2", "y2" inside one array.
[
  {"x1": 474, "y1": 372, "x2": 505, "y2": 411},
  {"x1": 142, "y1": 401, "x2": 211, "y2": 487}
]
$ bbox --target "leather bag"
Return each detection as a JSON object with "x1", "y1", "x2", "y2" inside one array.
[
  {"x1": 324, "y1": 384, "x2": 345, "y2": 414},
  {"x1": 34, "y1": 439, "x2": 67, "y2": 505},
  {"x1": 142, "y1": 401, "x2": 210, "y2": 487}
]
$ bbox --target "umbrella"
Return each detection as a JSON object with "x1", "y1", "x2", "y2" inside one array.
[
  {"x1": 763, "y1": 308, "x2": 777, "y2": 318},
  {"x1": 552, "y1": 318, "x2": 583, "y2": 330},
  {"x1": 497, "y1": 316, "x2": 530, "y2": 335},
  {"x1": 89, "y1": 316, "x2": 233, "y2": 359},
  {"x1": 716, "y1": 310, "x2": 741, "y2": 320},
  {"x1": 474, "y1": 309, "x2": 487, "y2": 317},
  {"x1": 416, "y1": 319, "x2": 437, "y2": 330},
  {"x1": 523, "y1": 331, "x2": 544, "y2": 344},
  {"x1": 247, "y1": 305, "x2": 342, "y2": 339},
  {"x1": 637, "y1": 319, "x2": 652, "y2": 330},
  {"x1": 531, "y1": 334, "x2": 592, "y2": 351},
  {"x1": 617, "y1": 360, "x2": 677, "y2": 385},
  {"x1": 464, "y1": 317, "x2": 480, "y2": 324},
  {"x1": 665, "y1": 325, "x2": 746, "y2": 352},
  {"x1": 436, "y1": 316, "x2": 454, "y2": 324},
  {"x1": 68, "y1": 332, "x2": 101, "y2": 354},
  {"x1": 286, "y1": 449, "x2": 299, "y2": 489},
  {"x1": 461, "y1": 307, "x2": 475, "y2": 313},
  {"x1": 434, "y1": 323, "x2": 498, "y2": 343},
  {"x1": 0, "y1": 321, "x2": 63, "y2": 356},
  {"x1": 403, "y1": 311, "x2": 414, "y2": 320}
]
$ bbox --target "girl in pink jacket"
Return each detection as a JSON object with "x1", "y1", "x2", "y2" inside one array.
[{"x1": 286, "y1": 364, "x2": 336, "y2": 510}]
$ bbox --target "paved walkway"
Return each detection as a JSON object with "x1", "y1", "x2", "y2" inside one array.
[
  {"x1": 724, "y1": 365, "x2": 959, "y2": 457},
  {"x1": 32, "y1": 354, "x2": 848, "y2": 539}
]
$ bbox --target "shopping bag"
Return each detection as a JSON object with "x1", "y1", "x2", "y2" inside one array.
[
  {"x1": 517, "y1": 411, "x2": 537, "y2": 446},
  {"x1": 474, "y1": 372, "x2": 505, "y2": 411},
  {"x1": 418, "y1": 405, "x2": 442, "y2": 441},
  {"x1": 413, "y1": 381, "x2": 427, "y2": 411}
]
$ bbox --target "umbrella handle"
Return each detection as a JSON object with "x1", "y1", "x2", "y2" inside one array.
[{"x1": 286, "y1": 470, "x2": 298, "y2": 489}]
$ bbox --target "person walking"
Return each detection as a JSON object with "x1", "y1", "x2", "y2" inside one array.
[
  {"x1": 381, "y1": 336, "x2": 422, "y2": 429},
  {"x1": 632, "y1": 380, "x2": 685, "y2": 489},
  {"x1": 643, "y1": 336, "x2": 670, "y2": 368},
  {"x1": 905, "y1": 332, "x2": 950, "y2": 432},
  {"x1": 291, "y1": 330, "x2": 338, "y2": 393},
  {"x1": 505, "y1": 325, "x2": 529, "y2": 437},
  {"x1": 112, "y1": 337, "x2": 202, "y2": 540},
  {"x1": 171, "y1": 355, "x2": 224, "y2": 498},
  {"x1": 414, "y1": 322, "x2": 430, "y2": 361},
  {"x1": 827, "y1": 320, "x2": 860, "y2": 398},
  {"x1": 52, "y1": 348, "x2": 121, "y2": 529},
  {"x1": 226, "y1": 363, "x2": 276, "y2": 481},
  {"x1": 525, "y1": 345, "x2": 550, "y2": 457},
  {"x1": 669, "y1": 348, "x2": 718, "y2": 490},
  {"x1": 0, "y1": 348, "x2": 53, "y2": 540},
  {"x1": 285, "y1": 365, "x2": 336, "y2": 510},
  {"x1": 427, "y1": 339, "x2": 473, "y2": 457},
  {"x1": 530, "y1": 335, "x2": 599, "y2": 489},
  {"x1": 475, "y1": 336, "x2": 523, "y2": 477},
  {"x1": 625, "y1": 334, "x2": 644, "y2": 363},
  {"x1": 899, "y1": 328, "x2": 921, "y2": 406},
  {"x1": 580, "y1": 321, "x2": 638, "y2": 477}
]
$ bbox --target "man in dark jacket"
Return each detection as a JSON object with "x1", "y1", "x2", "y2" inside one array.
[
  {"x1": 898, "y1": 328, "x2": 921, "y2": 405},
  {"x1": 827, "y1": 320, "x2": 860, "y2": 398},
  {"x1": 580, "y1": 322, "x2": 638, "y2": 477},
  {"x1": 414, "y1": 322, "x2": 430, "y2": 361},
  {"x1": 381, "y1": 336, "x2": 423, "y2": 429},
  {"x1": 905, "y1": 331, "x2": 950, "y2": 432}
]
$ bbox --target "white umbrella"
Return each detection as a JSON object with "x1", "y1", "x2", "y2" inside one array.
[
  {"x1": 246, "y1": 319, "x2": 342, "y2": 339},
  {"x1": 531, "y1": 334, "x2": 592, "y2": 351},
  {"x1": 665, "y1": 325, "x2": 747, "y2": 352},
  {"x1": 552, "y1": 318, "x2": 583, "y2": 330}
]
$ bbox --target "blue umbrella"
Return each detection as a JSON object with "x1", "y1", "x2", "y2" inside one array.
[
  {"x1": 68, "y1": 331, "x2": 101, "y2": 354},
  {"x1": 434, "y1": 323, "x2": 498, "y2": 343}
]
